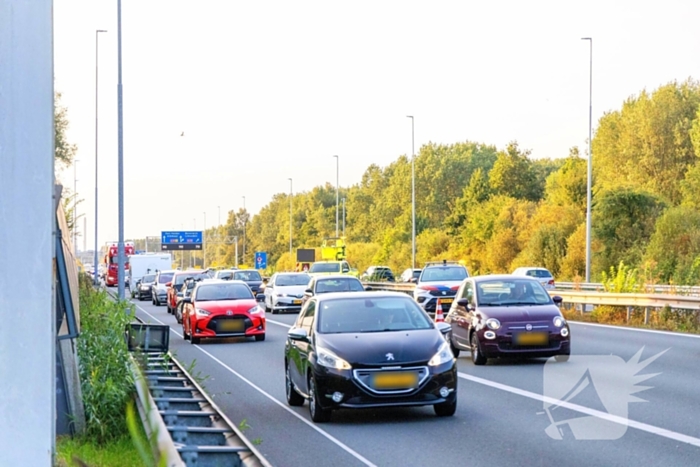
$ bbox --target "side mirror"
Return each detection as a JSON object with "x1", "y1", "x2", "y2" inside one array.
[
  {"x1": 552, "y1": 296, "x2": 563, "y2": 306},
  {"x1": 166, "y1": 281, "x2": 172, "y2": 287},
  {"x1": 181, "y1": 297, "x2": 192, "y2": 304},
  {"x1": 457, "y1": 298, "x2": 469, "y2": 308},
  {"x1": 287, "y1": 327, "x2": 308, "y2": 341},
  {"x1": 364, "y1": 286, "x2": 373, "y2": 291},
  {"x1": 304, "y1": 288, "x2": 313, "y2": 295},
  {"x1": 436, "y1": 322, "x2": 451, "y2": 335},
  {"x1": 256, "y1": 294, "x2": 265, "y2": 302}
]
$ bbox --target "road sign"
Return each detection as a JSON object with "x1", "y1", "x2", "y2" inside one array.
[
  {"x1": 161, "y1": 231, "x2": 203, "y2": 251},
  {"x1": 254, "y1": 252, "x2": 267, "y2": 270}
]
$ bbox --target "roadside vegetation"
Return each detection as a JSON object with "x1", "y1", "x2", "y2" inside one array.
[{"x1": 56, "y1": 274, "x2": 154, "y2": 467}]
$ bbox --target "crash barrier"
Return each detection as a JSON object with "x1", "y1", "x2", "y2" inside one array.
[
  {"x1": 361, "y1": 282, "x2": 700, "y2": 324},
  {"x1": 555, "y1": 281, "x2": 700, "y2": 296},
  {"x1": 127, "y1": 322, "x2": 271, "y2": 467}
]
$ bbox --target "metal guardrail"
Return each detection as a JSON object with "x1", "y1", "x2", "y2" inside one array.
[{"x1": 555, "y1": 281, "x2": 700, "y2": 296}]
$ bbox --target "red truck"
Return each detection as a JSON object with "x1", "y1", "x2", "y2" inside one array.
[{"x1": 104, "y1": 241, "x2": 135, "y2": 287}]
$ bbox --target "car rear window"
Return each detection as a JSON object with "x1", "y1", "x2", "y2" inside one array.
[
  {"x1": 317, "y1": 296, "x2": 432, "y2": 333},
  {"x1": 526, "y1": 269, "x2": 553, "y2": 278},
  {"x1": 158, "y1": 273, "x2": 174, "y2": 283}
]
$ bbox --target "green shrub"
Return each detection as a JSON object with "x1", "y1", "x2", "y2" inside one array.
[{"x1": 77, "y1": 274, "x2": 135, "y2": 444}]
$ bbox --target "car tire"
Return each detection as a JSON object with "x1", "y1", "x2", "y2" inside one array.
[
  {"x1": 285, "y1": 364, "x2": 304, "y2": 407},
  {"x1": 191, "y1": 336, "x2": 200, "y2": 345},
  {"x1": 470, "y1": 333, "x2": 487, "y2": 366},
  {"x1": 183, "y1": 326, "x2": 190, "y2": 340},
  {"x1": 434, "y1": 398, "x2": 457, "y2": 417},
  {"x1": 308, "y1": 375, "x2": 331, "y2": 423},
  {"x1": 255, "y1": 334, "x2": 266, "y2": 342},
  {"x1": 272, "y1": 307, "x2": 279, "y2": 315}
]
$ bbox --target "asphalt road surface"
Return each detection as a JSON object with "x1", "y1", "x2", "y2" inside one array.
[{"x1": 131, "y1": 296, "x2": 700, "y2": 467}]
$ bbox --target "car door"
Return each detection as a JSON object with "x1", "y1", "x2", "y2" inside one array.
[
  {"x1": 302, "y1": 277, "x2": 315, "y2": 306},
  {"x1": 265, "y1": 274, "x2": 276, "y2": 308},
  {"x1": 449, "y1": 280, "x2": 474, "y2": 348},
  {"x1": 289, "y1": 300, "x2": 316, "y2": 393}
]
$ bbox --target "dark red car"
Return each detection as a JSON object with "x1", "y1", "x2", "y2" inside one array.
[
  {"x1": 445, "y1": 274, "x2": 570, "y2": 365},
  {"x1": 181, "y1": 279, "x2": 266, "y2": 344},
  {"x1": 166, "y1": 270, "x2": 208, "y2": 314}
]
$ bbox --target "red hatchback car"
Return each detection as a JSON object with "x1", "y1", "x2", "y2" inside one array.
[{"x1": 181, "y1": 279, "x2": 266, "y2": 344}]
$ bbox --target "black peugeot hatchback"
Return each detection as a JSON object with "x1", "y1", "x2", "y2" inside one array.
[{"x1": 284, "y1": 291, "x2": 457, "y2": 422}]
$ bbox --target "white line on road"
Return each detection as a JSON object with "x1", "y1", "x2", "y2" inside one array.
[
  {"x1": 267, "y1": 317, "x2": 700, "y2": 448},
  {"x1": 133, "y1": 303, "x2": 377, "y2": 467},
  {"x1": 569, "y1": 320, "x2": 700, "y2": 339},
  {"x1": 458, "y1": 372, "x2": 700, "y2": 448}
]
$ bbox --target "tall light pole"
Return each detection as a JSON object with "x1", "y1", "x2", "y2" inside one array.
[
  {"x1": 73, "y1": 158, "x2": 79, "y2": 257},
  {"x1": 288, "y1": 178, "x2": 293, "y2": 257},
  {"x1": 333, "y1": 155, "x2": 339, "y2": 237},
  {"x1": 407, "y1": 115, "x2": 416, "y2": 268},
  {"x1": 203, "y1": 211, "x2": 207, "y2": 268},
  {"x1": 582, "y1": 37, "x2": 593, "y2": 283},
  {"x1": 242, "y1": 196, "x2": 246, "y2": 264},
  {"x1": 93, "y1": 29, "x2": 107, "y2": 286},
  {"x1": 117, "y1": 0, "x2": 126, "y2": 300},
  {"x1": 342, "y1": 197, "x2": 346, "y2": 237}
]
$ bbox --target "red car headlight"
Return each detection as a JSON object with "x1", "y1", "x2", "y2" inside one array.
[{"x1": 247, "y1": 305, "x2": 264, "y2": 315}]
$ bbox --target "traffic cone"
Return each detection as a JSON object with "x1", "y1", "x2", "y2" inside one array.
[{"x1": 435, "y1": 297, "x2": 444, "y2": 323}]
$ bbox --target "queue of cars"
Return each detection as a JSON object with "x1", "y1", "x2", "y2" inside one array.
[{"x1": 133, "y1": 262, "x2": 567, "y2": 423}]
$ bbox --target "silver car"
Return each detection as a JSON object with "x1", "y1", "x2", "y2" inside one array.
[{"x1": 511, "y1": 267, "x2": 555, "y2": 290}]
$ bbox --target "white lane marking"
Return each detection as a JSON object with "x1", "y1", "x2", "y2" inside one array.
[
  {"x1": 458, "y1": 372, "x2": 700, "y2": 448},
  {"x1": 569, "y1": 320, "x2": 700, "y2": 339},
  {"x1": 132, "y1": 303, "x2": 377, "y2": 467},
  {"x1": 267, "y1": 318, "x2": 293, "y2": 328}
]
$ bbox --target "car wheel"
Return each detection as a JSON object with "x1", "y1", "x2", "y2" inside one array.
[
  {"x1": 434, "y1": 398, "x2": 457, "y2": 417},
  {"x1": 272, "y1": 307, "x2": 279, "y2": 315},
  {"x1": 470, "y1": 333, "x2": 487, "y2": 366},
  {"x1": 255, "y1": 334, "x2": 266, "y2": 342},
  {"x1": 285, "y1": 364, "x2": 304, "y2": 407},
  {"x1": 152, "y1": 295, "x2": 155, "y2": 305},
  {"x1": 183, "y1": 325, "x2": 190, "y2": 340},
  {"x1": 191, "y1": 336, "x2": 200, "y2": 345},
  {"x1": 555, "y1": 353, "x2": 570, "y2": 363},
  {"x1": 308, "y1": 375, "x2": 331, "y2": 423}
]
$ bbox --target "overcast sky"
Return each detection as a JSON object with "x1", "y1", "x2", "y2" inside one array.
[{"x1": 54, "y1": 0, "x2": 700, "y2": 250}]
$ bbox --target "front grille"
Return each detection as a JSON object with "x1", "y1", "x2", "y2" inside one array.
[
  {"x1": 428, "y1": 290, "x2": 456, "y2": 297},
  {"x1": 352, "y1": 366, "x2": 429, "y2": 395},
  {"x1": 206, "y1": 316, "x2": 251, "y2": 333}
]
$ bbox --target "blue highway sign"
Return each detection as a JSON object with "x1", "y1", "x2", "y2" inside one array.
[
  {"x1": 161, "y1": 231, "x2": 203, "y2": 251},
  {"x1": 254, "y1": 252, "x2": 267, "y2": 269}
]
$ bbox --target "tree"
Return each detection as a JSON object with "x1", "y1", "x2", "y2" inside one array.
[
  {"x1": 488, "y1": 142, "x2": 542, "y2": 201},
  {"x1": 644, "y1": 206, "x2": 700, "y2": 284},
  {"x1": 545, "y1": 148, "x2": 587, "y2": 213},
  {"x1": 55, "y1": 92, "x2": 77, "y2": 168}
]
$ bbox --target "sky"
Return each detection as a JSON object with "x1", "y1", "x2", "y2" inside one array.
[{"x1": 53, "y1": 0, "x2": 700, "y2": 250}]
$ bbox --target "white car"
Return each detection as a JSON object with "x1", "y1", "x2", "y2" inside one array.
[
  {"x1": 263, "y1": 272, "x2": 311, "y2": 314},
  {"x1": 512, "y1": 267, "x2": 555, "y2": 290}
]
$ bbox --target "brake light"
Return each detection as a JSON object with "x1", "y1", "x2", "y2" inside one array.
[{"x1": 548, "y1": 279, "x2": 555, "y2": 286}]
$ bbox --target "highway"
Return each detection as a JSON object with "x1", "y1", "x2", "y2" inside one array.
[{"x1": 131, "y1": 296, "x2": 700, "y2": 467}]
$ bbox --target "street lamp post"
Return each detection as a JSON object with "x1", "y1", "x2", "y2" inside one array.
[
  {"x1": 288, "y1": 178, "x2": 293, "y2": 257},
  {"x1": 117, "y1": 0, "x2": 126, "y2": 300},
  {"x1": 333, "y1": 155, "x2": 339, "y2": 237},
  {"x1": 582, "y1": 37, "x2": 593, "y2": 283},
  {"x1": 242, "y1": 196, "x2": 246, "y2": 264},
  {"x1": 93, "y1": 29, "x2": 107, "y2": 286},
  {"x1": 73, "y1": 158, "x2": 79, "y2": 257},
  {"x1": 406, "y1": 115, "x2": 416, "y2": 268},
  {"x1": 203, "y1": 211, "x2": 206, "y2": 268},
  {"x1": 342, "y1": 197, "x2": 346, "y2": 237}
]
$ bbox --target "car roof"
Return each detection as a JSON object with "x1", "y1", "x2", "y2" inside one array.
[
  {"x1": 195, "y1": 279, "x2": 247, "y2": 286},
  {"x1": 158, "y1": 269, "x2": 177, "y2": 274},
  {"x1": 514, "y1": 266, "x2": 551, "y2": 272},
  {"x1": 313, "y1": 274, "x2": 361, "y2": 281},
  {"x1": 470, "y1": 274, "x2": 542, "y2": 283}
]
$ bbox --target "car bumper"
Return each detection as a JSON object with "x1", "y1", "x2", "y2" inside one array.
[
  {"x1": 478, "y1": 328, "x2": 571, "y2": 358},
  {"x1": 416, "y1": 296, "x2": 456, "y2": 316},
  {"x1": 192, "y1": 315, "x2": 266, "y2": 339},
  {"x1": 272, "y1": 299, "x2": 304, "y2": 311},
  {"x1": 311, "y1": 362, "x2": 457, "y2": 410}
]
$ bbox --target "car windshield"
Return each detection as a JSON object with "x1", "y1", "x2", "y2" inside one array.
[
  {"x1": 142, "y1": 274, "x2": 155, "y2": 283},
  {"x1": 196, "y1": 283, "x2": 254, "y2": 301},
  {"x1": 412, "y1": 270, "x2": 422, "y2": 279},
  {"x1": 233, "y1": 271, "x2": 262, "y2": 281},
  {"x1": 158, "y1": 273, "x2": 174, "y2": 284},
  {"x1": 476, "y1": 279, "x2": 552, "y2": 306},
  {"x1": 315, "y1": 278, "x2": 364, "y2": 294},
  {"x1": 217, "y1": 271, "x2": 234, "y2": 280},
  {"x1": 420, "y1": 267, "x2": 467, "y2": 282},
  {"x1": 525, "y1": 269, "x2": 553, "y2": 278},
  {"x1": 175, "y1": 272, "x2": 207, "y2": 285},
  {"x1": 309, "y1": 263, "x2": 340, "y2": 273},
  {"x1": 276, "y1": 274, "x2": 310, "y2": 286},
  {"x1": 317, "y1": 296, "x2": 433, "y2": 334}
]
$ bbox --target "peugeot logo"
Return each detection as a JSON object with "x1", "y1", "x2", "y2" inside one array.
[
  {"x1": 525, "y1": 324, "x2": 532, "y2": 331},
  {"x1": 226, "y1": 310, "x2": 233, "y2": 316},
  {"x1": 385, "y1": 353, "x2": 395, "y2": 361}
]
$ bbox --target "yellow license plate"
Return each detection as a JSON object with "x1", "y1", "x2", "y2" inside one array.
[
  {"x1": 371, "y1": 372, "x2": 418, "y2": 389},
  {"x1": 440, "y1": 298, "x2": 454, "y2": 304},
  {"x1": 514, "y1": 332, "x2": 548, "y2": 345},
  {"x1": 219, "y1": 320, "x2": 245, "y2": 332},
  {"x1": 293, "y1": 300, "x2": 302, "y2": 305}
]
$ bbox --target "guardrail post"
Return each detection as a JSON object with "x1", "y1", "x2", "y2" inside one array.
[
  {"x1": 644, "y1": 307, "x2": 650, "y2": 324},
  {"x1": 626, "y1": 306, "x2": 632, "y2": 323}
]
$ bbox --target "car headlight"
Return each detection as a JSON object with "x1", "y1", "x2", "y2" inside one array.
[
  {"x1": 276, "y1": 293, "x2": 286, "y2": 297},
  {"x1": 429, "y1": 341, "x2": 454, "y2": 366},
  {"x1": 316, "y1": 347, "x2": 352, "y2": 370},
  {"x1": 553, "y1": 316, "x2": 566, "y2": 327},
  {"x1": 195, "y1": 308, "x2": 211, "y2": 316},
  {"x1": 485, "y1": 318, "x2": 501, "y2": 330},
  {"x1": 247, "y1": 305, "x2": 264, "y2": 315}
]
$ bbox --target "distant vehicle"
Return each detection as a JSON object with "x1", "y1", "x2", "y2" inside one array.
[
  {"x1": 224, "y1": 269, "x2": 264, "y2": 296},
  {"x1": 152, "y1": 269, "x2": 176, "y2": 306},
  {"x1": 263, "y1": 272, "x2": 311, "y2": 314},
  {"x1": 414, "y1": 261, "x2": 469, "y2": 318},
  {"x1": 284, "y1": 292, "x2": 457, "y2": 422},
  {"x1": 512, "y1": 267, "x2": 556, "y2": 290},
  {"x1": 302, "y1": 275, "x2": 367, "y2": 306},
  {"x1": 308, "y1": 260, "x2": 356, "y2": 277},
  {"x1": 400, "y1": 268, "x2": 422, "y2": 283},
  {"x1": 134, "y1": 273, "x2": 156, "y2": 301},
  {"x1": 360, "y1": 266, "x2": 396, "y2": 282},
  {"x1": 175, "y1": 277, "x2": 200, "y2": 324},
  {"x1": 214, "y1": 269, "x2": 237, "y2": 280},
  {"x1": 181, "y1": 279, "x2": 266, "y2": 344},
  {"x1": 445, "y1": 275, "x2": 569, "y2": 365},
  {"x1": 167, "y1": 270, "x2": 209, "y2": 314},
  {"x1": 128, "y1": 253, "x2": 172, "y2": 297},
  {"x1": 104, "y1": 242, "x2": 135, "y2": 287}
]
